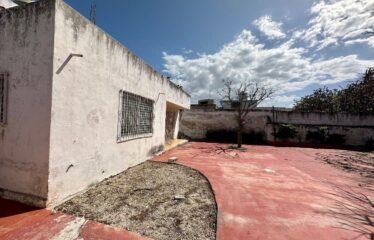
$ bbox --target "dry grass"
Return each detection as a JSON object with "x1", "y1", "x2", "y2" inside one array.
[{"x1": 56, "y1": 161, "x2": 217, "y2": 240}]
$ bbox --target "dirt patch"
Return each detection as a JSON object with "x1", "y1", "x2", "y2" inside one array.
[
  {"x1": 56, "y1": 161, "x2": 217, "y2": 240},
  {"x1": 316, "y1": 151, "x2": 374, "y2": 238},
  {"x1": 316, "y1": 151, "x2": 374, "y2": 180}
]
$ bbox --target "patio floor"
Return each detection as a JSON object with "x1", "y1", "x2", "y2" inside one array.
[
  {"x1": 0, "y1": 142, "x2": 371, "y2": 239},
  {"x1": 153, "y1": 142, "x2": 371, "y2": 240},
  {"x1": 0, "y1": 198, "x2": 148, "y2": 240}
]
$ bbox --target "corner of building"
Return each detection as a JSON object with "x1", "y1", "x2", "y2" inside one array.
[{"x1": 0, "y1": 0, "x2": 56, "y2": 207}]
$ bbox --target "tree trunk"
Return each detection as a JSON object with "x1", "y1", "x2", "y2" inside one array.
[{"x1": 237, "y1": 128, "x2": 243, "y2": 148}]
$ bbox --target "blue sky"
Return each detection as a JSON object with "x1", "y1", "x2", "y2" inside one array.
[{"x1": 65, "y1": 0, "x2": 374, "y2": 107}]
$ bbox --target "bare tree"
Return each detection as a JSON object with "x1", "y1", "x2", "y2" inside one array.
[{"x1": 219, "y1": 79, "x2": 274, "y2": 148}]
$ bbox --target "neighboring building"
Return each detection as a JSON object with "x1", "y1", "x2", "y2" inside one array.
[
  {"x1": 191, "y1": 99, "x2": 216, "y2": 111},
  {"x1": 0, "y1": 0, "x2": 190, "y2": 207},
  {"x1": 198, "y1": 99, "x2": 215, "y2": 105},
  {"x1": 220, "y1": 91, "x2": 258, "y2": 110},
  {"x1": 220, "y1": 100, "x2": 258, "y2": 110},
  {"x1": 254, "y1": 107, "x2": 293, "y2": 112}
]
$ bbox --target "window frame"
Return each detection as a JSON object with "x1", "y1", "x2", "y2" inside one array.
[
  {"x1": 117, "y1": 90, "x2": 154, "y2": 143},
  {"x1": 0, "y1": 72, "x2": 9, "y2": 126}
]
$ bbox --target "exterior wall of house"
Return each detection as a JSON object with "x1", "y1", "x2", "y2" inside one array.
[
  {"x1": 47, "y1": 0, "x2": 190, "y2": 206},
  {"x1": 0, "y1": 1, "x2": 55, "y2": 207},
  {"x1": 181, "y1": 110, "x2": 374, "y2": 146}
]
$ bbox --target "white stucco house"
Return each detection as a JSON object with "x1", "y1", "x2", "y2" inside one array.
[{"x1": 0, "y1": 0, "x2": 190, "y2": 207}]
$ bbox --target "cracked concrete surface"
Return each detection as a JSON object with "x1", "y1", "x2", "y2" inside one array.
[
  {"x1": 51, "y1": 217, "x2": 86, "y2": 240},
  {"x1": 153, "y1": 142, "x2": 372, "y2": 240},
  {"x1": 1, "y1": 142, "x2": 372, "y2": 240},
  {"x1": 0, "y1": 198, "x2": 148, "y2": 240}
]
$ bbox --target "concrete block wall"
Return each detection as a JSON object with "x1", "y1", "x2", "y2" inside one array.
[
  {"x1": 273, "y1": 111, "x2": 374, "y2": 127},
  {"x1": 180, "y1": 111, "x2": 269, "y2": 139},
  {"x1": 180, "y1": 110, "x2": 374, "y2": 146}
]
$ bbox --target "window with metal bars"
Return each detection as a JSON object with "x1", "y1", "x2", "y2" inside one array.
[
  {"x1": 118, "y1": 90, "x2": 154, "y2": 142},
  {"x1": 0, "y1": 73, "x2": 8, "y2": 125}
]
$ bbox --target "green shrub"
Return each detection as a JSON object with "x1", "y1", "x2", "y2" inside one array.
[
  {"x1": 244, "y1": 131, "x2": 266, "y2": 144},
  {"x1": 326, "y1": 134, "x2": 346, "y2": 145},
  {"x1": 306, "y1": 127, "x2": 346, "y2": 145},
  {"x1": 275, "y1": 124, "x2": 297, "y2": 140},
  {"x1": 306, "y1": 127, "x2": 329, "y2": 143}
]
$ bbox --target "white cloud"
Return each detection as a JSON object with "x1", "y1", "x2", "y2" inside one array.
[
  {"x1": 301, "y1": 0, "x2": 374, "y2": 50},
  {"x1": 163, "y1": 29, "x2": 372, "y2": 106},
  {"x1": 182, "y1": 48, "x2": 193, "y2": 55},
  {"x1": 163, "y1": 0, "x2": 374, "y2": 107},
  {"x1": 345, "y1": 36, "x2": 374, "y2": 47},
  {"x1": 253, "y1": 15, "x2": 286, "y2": 39}
]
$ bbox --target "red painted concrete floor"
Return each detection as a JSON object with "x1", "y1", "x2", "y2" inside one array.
[
  {"x1": 153, "y1": 142, "x2": 372, "y2": 240},
  {"x1": 0, "y1": 198, "x2": 148, "y2": 240},
  {"x1": 1, "y1": 142, "x2": 371, "y2": 240}
]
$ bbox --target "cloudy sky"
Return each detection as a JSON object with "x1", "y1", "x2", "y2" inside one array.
[{"x1": 66, "y1": 0, "x2": 374, "y2": 107}]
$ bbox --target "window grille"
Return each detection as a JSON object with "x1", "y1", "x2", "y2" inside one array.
[
  {"x1": 0, "y1": 73, "x2": 8, "y2": 125},
  {"x1": 118, "y1": 90, "x2": 154, "y2": 142}
]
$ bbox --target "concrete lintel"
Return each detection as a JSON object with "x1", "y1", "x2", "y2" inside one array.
[{"x1": 166, "y1": 101, "x2": 187, "y2": 111}]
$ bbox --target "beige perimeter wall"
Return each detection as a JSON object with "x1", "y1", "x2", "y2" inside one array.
[{"x1": 181, "y1": 110, "x2": 374, "y2": 146}]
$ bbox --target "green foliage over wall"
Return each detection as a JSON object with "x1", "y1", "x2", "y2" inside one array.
[{"x1": 294, "y1": 68, "x2": 374, "y2": 114}]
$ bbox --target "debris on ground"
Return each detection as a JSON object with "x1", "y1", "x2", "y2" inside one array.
[
  {"x1": 208, "y1": 145, "x2": 241, "y2": 158},
  {"x1": 316, "y1": 151, "x2": 374, "y2": 180},
  {"x1": 167, "y1": 157, "x2": 178, "y2": 164},
  {"x1": 174, "y1": 195, "x2": 186, "y2": 200},
  {"x1": 227, "y1": 145, "x2": 248, "y2": 152},
  {"x1": 264, "y1": 168, "x2": 275, "y2": 173},
  {"x1": 56, "y1": 161, "x2": 217, "y2": 240}
]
